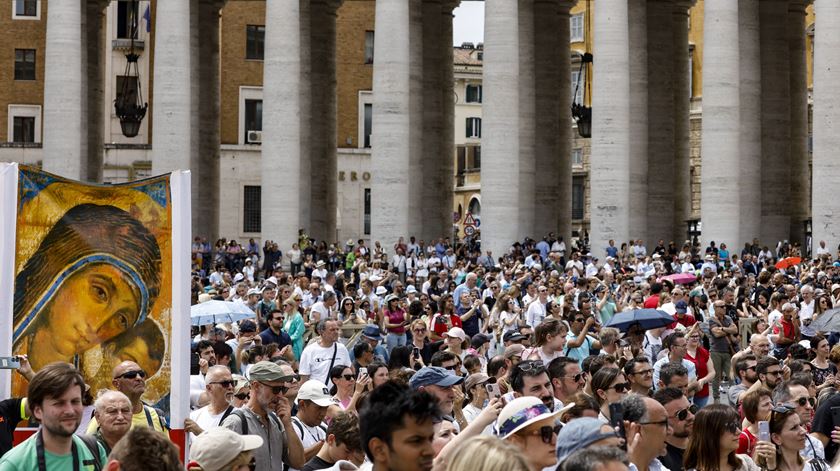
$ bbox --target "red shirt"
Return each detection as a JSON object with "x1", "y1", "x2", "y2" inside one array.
[
  {"x1": 431, "y1": 313, "x2": 462, "y2": 336},
  {"x1": 643, "y1": 294, "x2": 660, "y2": 309},
  {"x1": 686, "y1": 346, "x2": 710, "y2": 397},
  {"x1": 773, "y1": 318, "x2": 795, "y2": 340}
]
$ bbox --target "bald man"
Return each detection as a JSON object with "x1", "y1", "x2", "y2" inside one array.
[
  {"x1": 730, "y1": 334, "x2": 771, "y2": 378},
  {"x1": 87, "y1": 361, "x2": 167, "y2": 434}
]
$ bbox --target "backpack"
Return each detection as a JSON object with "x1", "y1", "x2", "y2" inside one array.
[{"x1": 230, "y1": 409, "x2": 282, "y2": 435}]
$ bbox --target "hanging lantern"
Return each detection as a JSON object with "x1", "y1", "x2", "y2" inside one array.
[
  {"x1": 571, "y1": 52, "x2": 592, "y2": 138},
  {"x1": 114, "y1": 0, "x2": 147, "y2": 138}
]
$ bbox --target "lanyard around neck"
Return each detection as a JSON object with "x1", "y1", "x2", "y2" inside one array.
[{"x1": 36, "y1": 431, "x2": 80, "y2": 471}]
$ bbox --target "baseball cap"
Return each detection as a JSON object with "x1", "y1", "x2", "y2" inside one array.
[
  {"x1": 362, "y1": 325, "x2": 383, "y2": 340},
  {"x1": 190, "y1": 428, "x2": 263, "y2": 471},
  {"x1": 232, "y1": 375, "x2": 249, "y2": 395},
  {"x1": 470, "y1": 333, "x2": 491, "y2": 349},
  {"x1": 238, "y1": 320, "x2": 257, "y2": 333},
  {"x1": 443, "y1": 327, "x2": 466, "y2": 341},
  {"x1": 464, "y1": 373, "x2": 490, "y2": 392},
  {"x1": 249, "y1": 361, "x2": 291, "y2": 383},
  {"x1": 406, "y1": 285, "x2": 417, "y2": 294},
  {"x1": 409, "y1": 366, "x2": 465, "y2": 389},
  {"x1": 555, "y1": 417, "x2": 619, "y2": 463},
  {"x1": 504, "y1": 344, "x2": 526, "y2": 359},
  {"x1": 296, "y1": 380, "x2": 340, "y2": 407},
  {"x1": 503, "y1": 331, "x2": 527, "y2": 343},
  {"x1": 247, "y1": 288, "x2": 261, "y2": 297},
  {"x1": 375, "y1": 286, "x2": 388, "y2": 295},
  {"x1": 675, "y1": 300, "x2": 688, "y2": 314},
  {"x1": 497, "y1": 396, "x2": 561, "y2": 439}
]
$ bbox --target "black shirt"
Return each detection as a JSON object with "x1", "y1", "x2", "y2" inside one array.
[
  {"x1": 659, "y1": 442, "x2": 685, "y2": 471},
  {"x1": 301, "y1": 455, "x2": 333, "y2": 471},
  {"x1": 813, "y1": 393, "x2": 840, "y2": 462},
  {"x1": 259, "y1": 327, "x2": 292, "y2": 350},
  {"x1": 0, "y1": 398, "x2": 25, "y2": 457}
]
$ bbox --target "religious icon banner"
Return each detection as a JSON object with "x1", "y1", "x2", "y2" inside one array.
[{"x1": 11, "y1": 165, "x2": 173, "y2": 410}]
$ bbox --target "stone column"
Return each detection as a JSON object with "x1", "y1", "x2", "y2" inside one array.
[
  {"x1": 261, "y1": 0, "x2": 301, "y2": 249},
  {"x1": 300, "y1": 0, "x2": 312, "y2": 234},
  {"x1": 408, "y1": 0, "x2": 424, "y2": 240},
  {"x1": 759, "y1": 0, "x2": 791, "y2": 245},
  {"x1": 812, "y1": 0, "x2": 840, "y2": 250},
  {"x1": 85, "y1": 0, "x2": 108, "y2": 183},
  {"x1": 532, "y1": 0, "x2": 561, "y2": 239},
  {"x1": 556, "y1": 1, "x2": 574, "y2": 244},
  {"x1": 152, "y1": 0, "x2": 193, "y2": 174},
  {"x1": 672, "y1": 0, "x2": 693, "y2": 243},
  {"x1": 439, "y1": 1, "x2": 457, "y2": 241},
  {"x1": 421, "y1": 0, "x2": 443, "y2": 243},
  {"x1": 700, "y1": 0, "x2": 741, "y2": 249},
  {"x1": 43, "y1": 0, "x2": 85, "y2": 179},
  {"x1": 788, "y1": 0, "x2": 810, "y2": 245},
  {"x1": 517, "y1": 0, "x2": 536, "y2": 238},
  {"x1": 590, "y1": 0, "x2": 631, "y2": 254},
  {"x1": 628, "y1": 0, "x2": 648, "y2": 242},
  {"x1": 371, "y1": 0, "x2": 412, "y2": 248},
  {"x1": 195, "y1": 0, "x2": 224, "y2": 242},
  {"x1": 481, "y1": 0, "x2": 520, "y2": 257},
  {"x1": 738, "y1": 0, "x2": 761, "y2": 245},
  {"x1": 310, "y1": 0, "x2": 339, "y2": 243},
  {"x1": 646, "y1": 0, "x2": 674, "y2": 243}
]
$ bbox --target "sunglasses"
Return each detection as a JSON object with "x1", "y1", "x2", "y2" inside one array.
[
  {"x1": 414, "y1": 328, "x2": 427, "y2": 333},
  {"x1": 442, "y1": 364, "x2": 458, "y2": 371},
  {"x1": 115, "y1": 370, "x2": 147, "y2": 380},
  {"x1": 526, "y1": 424, "x2": 562, "y2": 444},
  {"x1": 210, "y1": 380, "x2": 236, "y2": 388},
  {"x1": 518, "y1": 360, "x2": 545, "y2": 373},
  {"x1": 248, "y1": 457, "x2": 256, "y2": 471},
  {"x1": 234, "y1": 393, "x2": 250, "y2": 400},
  {"x1": 610, "y1": 382, "x2": 630, "y2": 393},
  {"x1": 562, "y1": 373, "x2": 584, "y2": 383},
  {"x1": 258, "y1": 382, "x2": 289, "y2": 395},
  {"x1": 794, "y1": 397, "x2": 816, "y2": 408},
  {"x1": 341, "y1": 374, "x2": 357, "y2": 381},
  {"x1": 724, "y1": 421, "x2": 742, "y2": 434},
  {"x1": 673, "y1": 404, "x2": 698, "y2": 421}
]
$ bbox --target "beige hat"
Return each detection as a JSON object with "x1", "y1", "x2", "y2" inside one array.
[
  {"x1": 190, "y1": 428, "x2": 263, "y2": 471},
  {"x1": 443, "y1": 327, "x2": 466, "y2": 341},
  {"x1": 198, "y1": 293, "x2": 212, "y2": 304}
]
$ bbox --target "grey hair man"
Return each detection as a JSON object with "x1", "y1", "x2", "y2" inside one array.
[
  {"x1": 560, "y1": 446, "x2": 630, "y2": 471},
  {"x1": 92, "y1": 390, "x2": 132, "y2": 455},
  {"x1": 619, "y1": 394, "x2": 670, "y2": 471}
]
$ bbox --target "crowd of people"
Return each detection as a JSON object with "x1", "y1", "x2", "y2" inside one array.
[{"x1": 7, "y1": 232, "x2": 840, "y2": 471}]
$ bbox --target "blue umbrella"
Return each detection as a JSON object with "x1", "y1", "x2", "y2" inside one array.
[
  {"x1": 190, "y1": 300, "x2": 256, "y2": 326},
  {"x1": 605, "y1": 309, "x2": 674, "y2": 332}
]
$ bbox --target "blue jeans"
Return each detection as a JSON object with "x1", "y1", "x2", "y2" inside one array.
[{"x1": 387, "y1": 333, "x2": 406, "y2": 353}]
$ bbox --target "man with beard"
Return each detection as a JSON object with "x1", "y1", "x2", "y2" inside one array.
[
  {"x1": 0, "y1": 362, "x2": 107, "y2": 469},
  {"x1": 409, "y1": 367, "x2": 464, "y2": 418},
  {"x1": 508, "y1": 360, "x2": 561, "y2": 411},
  {"x1": 222, "y1": 361, "x2": 305, "y2": 471},
  {"x1": 360, "y1": 381, "x2": 441, "y2": 471},
  {"x1": 548, "y1": 357, "x2": 585, "y2": 405},
  {"x1": 756, "y1": 356, "x2": 784, "y2": 391},
  {"x1": 184, "y1": 365, "x2": 236, "y2": 440},
  {"x1": 727, "y1": 354, "x2": 757, "y2": 406},
  {"x1": 653, "y1": 388, "x2": 695, "y2": 471}
]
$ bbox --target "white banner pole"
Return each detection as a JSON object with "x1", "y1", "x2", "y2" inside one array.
[
  {"x1": 0, "y1": 163, "x2": 19, "y2": 399},
  {"x1": 169, "y1": 170, "x2": 191, "y2": 457}
]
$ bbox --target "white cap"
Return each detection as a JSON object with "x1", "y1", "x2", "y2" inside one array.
[
  {"x1": 296, "y1": 380, "x2": 340, "y2": 407},
  {"x1": 247, "y1": 288, "x2": 261, "y2": 297},
  {"x1": 190, "y1": 428, "x2": 263, "y2": 471},
  {"x1": 233, "y1": 273, "x2": 245, "y2": 283},
  {"x1": 443, "y1": 327, "x2": 467, "y2": 341},
  {"x1": 375, "y1": 286, "x2": 387, "y2": 295},
  {"x1": 406, "y1": 285, "x2": 417, "y2": 294}
]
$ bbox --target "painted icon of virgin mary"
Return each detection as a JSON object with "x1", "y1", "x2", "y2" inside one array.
[{"x1": 12, "y1": 203, "x2": 162, "y2": 373}]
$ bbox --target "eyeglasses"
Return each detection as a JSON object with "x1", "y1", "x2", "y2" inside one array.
[
  {"x1": 672, "y1": 404, "x2": 698, "y2": 421},
  {"x1": 524, "y1": 424, "x2": 562, "y2": 444},
  {"x1": 115, "y1": 370, "x2": 147, "y2": 380},
  {"x1": 562, "y1": 373, "x2": 584, "y2": 383},
  {"x1": 631, "y1": 368, "x2": 653, "y2": 377},
  {"x1": 442, "y1": 364, "x2": 458, "y2": 371},
  {"x1": 258, "y1": 382, "x2": 288, "y2": 395},
  {"x1": 765, "y1": 369, "x2": 782, "y2": 377},
  {"x1": 210, "y1": 380, "x2": 236, "y2": 388},
  {"x1": 610, "y1": 382, "x2": 630, "y2": 393},
  {"x1": 272, "y1": 317, "x2": 284, "y2": 322},
  {"x1": 234, "y1": 393, "x2": 250, "y2": 400},
  {"x1": 639, "y1": 419, "x2": 669, "y2": 428},
  {"x1": 413, "y1": 328, "x2": 427, "y2": 333},
  {"x1": 794, "y1": 397, "x2": 816, "y2": 408},
  {"x1": 724, "y1": 421, "x2": 742, "y2": 434}
]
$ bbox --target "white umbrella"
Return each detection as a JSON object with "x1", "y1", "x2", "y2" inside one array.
[{"x1": 190, "y1": 300, "x2": 256, "y2": 326}]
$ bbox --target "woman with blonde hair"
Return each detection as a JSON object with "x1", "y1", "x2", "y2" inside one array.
[
  {"x1": 282, "y1": 297, "x2": 305, "y2": 361},
  {"x1": 444, "y1": 435, "x2": 530, "y2": 471}
]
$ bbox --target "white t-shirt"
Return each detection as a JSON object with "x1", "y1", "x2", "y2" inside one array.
[
  {"x1": 189, "y1": 405, "x2": 231, "y2": 441},
  {"x1": 289, "y1": 416, "x2": 327, "y2": 471},
  {"x1": 299, "y1": 342, "x2": 351, "y2": 388},
  {"x1": 526, "y1": 301, "x2": 546, "y2": 328}
]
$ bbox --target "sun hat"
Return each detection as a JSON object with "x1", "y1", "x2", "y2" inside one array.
[
  {"x1": 496, "y1": 396, "x2": 561, "y2": 439},
  {"x1": 375, "y1": 286, "x2": 388, "y2": 295},
  {"x1": 190, "y1": 428, "x2": 263, "y2": 471},
  {"x1": 443, "y1": 327, "x2": 467, "y2": 341}
]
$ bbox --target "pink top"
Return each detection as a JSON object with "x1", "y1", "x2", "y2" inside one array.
[{"x1": 384, "y1": 309, "x2": 407, "y2": 334}]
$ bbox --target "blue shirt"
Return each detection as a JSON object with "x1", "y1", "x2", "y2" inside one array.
[{"x1": 259, "y1": 328, "x2": 292, "y2": 349}]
